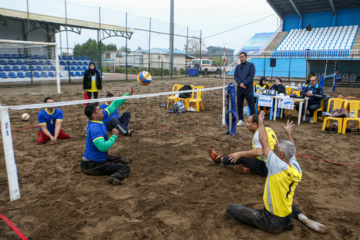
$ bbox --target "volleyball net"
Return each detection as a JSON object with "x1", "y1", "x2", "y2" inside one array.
[{"x1": 0, "y1": 86, "x2": 226, "y2": 201}]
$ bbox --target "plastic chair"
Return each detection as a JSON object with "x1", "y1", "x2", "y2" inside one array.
[
  {"x1": 188, "y1": 86, "x2": 204, "y2": 112},
  {"x1": 253, "y1": 81, "x2": 258, "y2": 87},
  {"x1": 17, "y1": 72, "x2": 25, "y2": 78},
  {"x1": 167, "y1": 84, "x2": 184, "y2": 108},
  {"x1": 322, "y1": 98, "x2": 347, "y2": 133},
  {"x1": 176, "y1": 85, "x2": 195, "y2": 110},
  {"x1": 313, "y1": 99, "x2": 325, "y2": 123},
  {"x1": 342, "y1": 100, "x2": 360, "y2": 134}
]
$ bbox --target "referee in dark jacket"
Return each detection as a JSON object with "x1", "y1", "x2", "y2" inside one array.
[{"x1": 234, "y1": 52, "x2": 256, "y2": 126}]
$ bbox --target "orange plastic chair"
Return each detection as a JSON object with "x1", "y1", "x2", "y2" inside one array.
[
  {"x1": 176, "y1": 85, "x2": 195, "y2": 110},
  {"x1": 342, "y1": 100, "x2": 360, "y2": 134},
  {"x1": 322, "y1": 98, "x2": 347, "y2": 133},
  {"x1": 313, "y1": 99, "x2": 325, "y2": 123},
  {"x1": 167, "y1": 84, "x2": 183, "y2": 108},
  {"x1": 189, "y1": 86, "x2": 204, "y2": 112}
]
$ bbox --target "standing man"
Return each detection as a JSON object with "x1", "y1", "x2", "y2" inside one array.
[
  {"x1": 234, "y1": 52, "x2": 256, "y2": 126},
  {"x1": 37, "y1": 97, "x2": 71, "y2": 144},
  {"x1": 296, "y1": 76, "x2": 323, "y2": 123},
  {"x1": 81, "y1": 87, "x2": 133, "y2": 185}
]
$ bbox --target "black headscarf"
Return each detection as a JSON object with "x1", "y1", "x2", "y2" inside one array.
[
  {"x1": 259, "y1": 77, "x2": 267, "y2": 86},
  {"x1": 89, "y1": 62, "x2": 96, "y2": 75}
]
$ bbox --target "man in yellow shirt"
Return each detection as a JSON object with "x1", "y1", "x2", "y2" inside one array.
[{"x1": 226, "y1": 111, "x2": 327, "y2": 233}]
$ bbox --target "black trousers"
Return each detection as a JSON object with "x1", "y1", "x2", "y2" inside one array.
[
  {"x1": 80, "y1": 155, "x2": 130, "y2": 181},
  {"x1": 106, "y1": 111, "x2": 131, "y2": 135},
  {"x1": 222, "y1": 156, "x2": 268, "y2": 177},
  {"x1": 295, "y1": 103, "x2": 320, "y2": 117},
  {"x1": 86, "y1": 91, "x2": 98, "y2": 99},
  {"x1": 226, "y1": 204, "x2": 302, "y2": 233},
  {"x1": 237, "y1": 87, "x2": 255, "y2": 121}
]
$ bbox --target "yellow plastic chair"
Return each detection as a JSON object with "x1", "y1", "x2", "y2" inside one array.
[
  {"x1": 267, "y1": 83, "x2": 272, "y2": 88},
  {"x1": 286, "y1": 87, "x2": 295, "y2": 95},
  {"x1": 342, "y1": 100, "x2": 360, "y2": 134},
  {"x1": 253, "y1": 81, "x2": 258, "y2": 87},
  {"x1": 313, "y1": 99, "x2": 325, "y2": 123},
  {"x1": 167, "y1": 84, "x2": 183, "y2": 108},
  {"x1": 176, "y1": 85, "x2": 195, "y2": 110},
  {"x1": 189, "y1": 86, "x2": 204, "y2": 112},
  {"x1": 321, "y1": 98, "x2": 347, "y2": 133}
]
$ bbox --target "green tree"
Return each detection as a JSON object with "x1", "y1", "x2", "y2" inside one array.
[
  {"x1": 73, "y1": 39, "x2": 117, "y2": 61},
  {"x1": 119, "y1": 46, "x2": 131, "y2": 53},
  {"x1": 210, "y1": 55, "x2": 228, "y2": 66},
  {"x1": 183, "y1": 37, "x2": 207, "y2": 57}
]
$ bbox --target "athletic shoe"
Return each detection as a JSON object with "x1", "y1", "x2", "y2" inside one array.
[
  {"x1": 209, "y1": 149, "x2": 220, "y2": 164},
  {"x1": 107, "y1": 177, "x2": 122, "y2": 185},
  {"x1": 120, "y1": 158, "x2": 132, "y2": 164},
  {"x1": 305, "y1": 116, "x2": 311, "y2": 122},
  {"x1": 237, "y1": 120, "x2": 245, "y2": 126},
  {"x1": 309, "y1": 117, "x2": 314, "y2": 123},
  {"x1": 127, "y1": 129, "x2": 134, "y2": 136},
  {"x1": 233, "y1": 165, "x2": 252, "y2": 174}
]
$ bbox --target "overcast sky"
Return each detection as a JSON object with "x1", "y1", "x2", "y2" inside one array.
[{"x1": 4, "y1": 0, "x2": 279, "y2": 53}]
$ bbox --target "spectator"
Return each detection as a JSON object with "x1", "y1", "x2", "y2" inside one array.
[
  {"x1": 271, "y1": 78, "x2": 286, "y2": 94},
  {"x1": 83, "y1": 62, "x2": 102, "y2": 99},
  {"x1": 306, "y1": 24, "x2": 312, "y2": 32},
  {"x1": 255, "y1": 77, "x2": 269, "y2": 93}
]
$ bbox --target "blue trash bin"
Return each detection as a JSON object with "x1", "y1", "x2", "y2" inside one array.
[{"x1": 188, "y1": 68, "x2": 199, "y2": 76}]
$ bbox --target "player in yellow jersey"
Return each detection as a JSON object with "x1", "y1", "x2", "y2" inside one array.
[
  {"x1": 226, "y1": 111, "x2": 327, "y2": 233},
  {"x1": 209, "y1": 114, "x2": 277, "y2": 176}
]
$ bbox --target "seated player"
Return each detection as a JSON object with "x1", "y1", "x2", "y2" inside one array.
[
  {"x1": 209, "y1": 114, "x2": 277, "y2": 177},
  {"x1": 37, "y1": 97, "x2": 71, "y2": 144},
  {"x1": 226, "y1": 111, "x2": 327, "y2": 233},
  {"x1": 99, "y1": 92, "x2": 133, "y2": 136},
  {"x1": 295, "y1": 76, "x2": 323, "y2": 123},
  {"x1": 81, "y1": 87, "x2": 133, "y2": 186}
]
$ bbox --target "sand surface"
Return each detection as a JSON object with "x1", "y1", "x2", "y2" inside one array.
[{"x1": 0, "y1": 77, "x2": 359, "y2": 239}]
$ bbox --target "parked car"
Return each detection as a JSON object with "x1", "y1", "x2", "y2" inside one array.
[{"x1": 188, "y1": 58, "x2": 221, "y2": 75}]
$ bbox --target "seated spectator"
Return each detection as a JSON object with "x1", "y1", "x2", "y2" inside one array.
[
  {"x1": 255, "y1": 77, "x2": 269, "y2": 94},
  {"x1": 295, "y1": 76, "x2": 323, "y2": 123},
  {"x1": 99, "y1": 91, "x2": 133, "y2": 136},
  {"x1": 306, "y1": 24, "x2": 312, "y2": 32},
  {"x1": 271, "y1": 78, "x2": 286, "y2": 94},
  {"x1": 37, "y1": 97, "x2": 71, "y2": 144}
]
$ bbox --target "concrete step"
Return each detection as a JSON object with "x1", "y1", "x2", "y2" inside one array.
[
  {"x1": 352, "y1": 29, "x2": 360, "y2": 49},
  {"x1": 264, "y1": 31, "x2": 288, "y2": 54}
]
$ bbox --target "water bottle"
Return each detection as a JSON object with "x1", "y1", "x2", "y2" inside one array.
[{"x1": 351, "y1": 110, "x2": 355, "y2": 118}]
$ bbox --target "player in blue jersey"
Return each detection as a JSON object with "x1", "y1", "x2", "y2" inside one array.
[
  {"x1": 99, "y1": 92, "x2": 133, "y2": 136},
  {"x1": 37, "y1": 97, "x2": 71, "y2": 144},
  {"x1": 81, "y1": 86, "x2": 133, "y2": 185}
]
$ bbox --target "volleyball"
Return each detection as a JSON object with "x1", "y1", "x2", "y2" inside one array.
[
  {"x1": 21, "y1": 113, "x2": 30, "y2": 121},
  {"x1": 137, "y1": 71, "x2": 152, "y2": 86}
]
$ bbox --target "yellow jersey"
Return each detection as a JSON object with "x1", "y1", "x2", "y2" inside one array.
[{"x1": 252, "y1": 127, "x2": 278, "y2": 162}]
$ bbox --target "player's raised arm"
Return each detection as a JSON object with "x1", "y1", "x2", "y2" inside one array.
[
  {"x1": 282, "y1": 119, "x2": 296, "y2": 155},
  {"x1": 258, "y1": 111, "x2": 271, "y2": 157}
]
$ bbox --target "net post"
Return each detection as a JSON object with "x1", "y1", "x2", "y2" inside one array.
[
  {"x1": 0, "y1": 107, "x2": 21, "y2": 201},
  {"x1": 55, "y1": 43, "x2": 61, "y2": 93}
]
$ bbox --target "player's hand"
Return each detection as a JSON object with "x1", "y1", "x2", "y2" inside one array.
[
  {"x1": 229, "y1": 152, "x2": 242, "y2": 162},
  {"x1": 259, "y1": 110, "x2": 266, "y2": 124},
  {"x1": 299, "y1": 87, "x2": 302, "y2": 92},
  {"x1": 49, "y1": 135, "x2": 57, "y2": 144},
  {"x1": 112, "y1": 128, "x2": 120, "y2": 136},
  {"x1": 128, "y1": 86, "x2": 134, "y2": 95},
  {"x1": 306, "y1": 92, "x2": 313, "y2": 96},
  {"x1": 282, "y1": 119, "x2": 294, "y2": 135}
]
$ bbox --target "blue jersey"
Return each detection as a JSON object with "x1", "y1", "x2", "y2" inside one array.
[
  {"x1": 83, "y1": 108, "x2": 110, "y2": 162},
  {"x1": 38, "y1": 108, "x2": 63, "y2": 135},
  {"x1": 99, "y1": 102, "x2": 119, "y2": 125}
]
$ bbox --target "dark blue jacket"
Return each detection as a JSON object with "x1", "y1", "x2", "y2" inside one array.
[
  {"x1": 234, "y1": 61, "x2": 255, "y2": 89},
  {"x1": 304, "y1": 83, "x2": 323, "y2": 105}
]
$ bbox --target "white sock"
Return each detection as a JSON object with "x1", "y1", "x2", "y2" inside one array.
[{"x1": 298, "y1": 214, "x2": 327, "y2": 234}]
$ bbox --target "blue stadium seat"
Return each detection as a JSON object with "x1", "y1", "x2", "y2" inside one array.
[
  {"x1": 46, "y1": 60, "x2": 51, "y2": 65},
  {"x1": 0, "y1": 54, "x2": 3, "y2": 59},
  {"x1": 73, "y1": 56, "x2": 79, "y2": 60},
  {"x1": 38, "y1": 60, "x2": 45, "y2": 65},
  {"x1": 70, "y1": 71, "x2": 76, "y2": 77},
  {"x1": 12, "y1": 66, "x2": 20, "y2": 71},
  {"x1": 60, "y1": 60, "x2": 66, "y2": 65},
  {"x1": 0, "y1": 60, "x2": 6, "y2": 65},
  {"x1": 43, "y1": 66, "x2": 50, "y2": 71},
  {"x1": 64, "y1": 66, "x2": 69, "y2": 71},
  {"x1": 8, "y1": 72, "x2": 16, "y2": 78},
  {"x1": 25, "y1": 72, "x2": 31, "y2": 78},
  {"x1": 71, "y1": 61, "x2": 77, "y2": 65},
  {"x1": 34, "y1": 55, "x2": 41, "y2": 59},
  {"x1": 11, "y1": 54, "x2": 18, "y2": 59},
  {"x1": 24, "y1": 60, "x2": 30, "y2": 65},
  {"x1": 4, "y1": 66, "x2": 11, "y2": 71},
  {"x1": 81, "y1": 71, "x2": 85, "y2": 76},
  {"x1": 31, "y1": 60, "x2": 38, "y2": 65},
  {"x1": 61, "y1": 56, "x2": 68, "y2": 60},
  {"x1": 33, "y1": 71, "x2": 41, "y2": 78},
  {"x1": 79, "y1": 56, "x2": 84, "y2": 60},
  {"x1": 83, "y1": 61, "x2": 88, "y2": 65},
  {"x1": 29, "y1": 55, "x2": 35, "y2": 59},
  {"x1": 82, "y1": 66, "x2": 87, "y2": 71},
  {"x1": 8, "y1": 60, "x2": 15, "y2": 65},
  {"x1": 0, "y1": 66, "x2": 2, "y2": 71},
  {"x1": 76, "y1": 66, "x2": 82, "y2": 71},
  {"x1": 68, "y1": 56, "x2": 73, "y2": 60},
  {"x1": 78, "y1": 61, "x2": 82, "y2": 65},
  {"x1": 75, "y1": 71, "x2": 82, "y2": 77},
  {"x1": 30, "y1": 66, "x2": 36, "y2": 71},
  {"x1": 50, "y1": 66, "x2": 56, "y2": 71},
  {"x1": 19, "y1": 54, "x2": 26, "y2": 59},
  {"x1": 41, "y1": 72, "x2": 48, "y2": 77},
  {"x1": 16, "y1": 59, "x2": 24, "y2": 65},
  {"x1": 41, "y1": 55, "x2": 48, "y2": 59},
  {"x1": 49, "y1": 72, "x2": 56, "y2": 77},
  {"x1": 70, "y1": 66, "x2": 76, "y2": 71},
  {"x1": 36, "y1": 66, "x2": 42, "y2": 71},
  {"x1": 17, "y1": 72, "x2": 25, "y2": 78},
  {"x1": 21, "y1": 66, "x2": 29, "y2": 71},
  {"x1": 0, "y1": 72, "x2": 8, "y2": 78},
  {"x1": 4, "y1": 54, "x2": 10, "y2": 59},
  {"x1": 84, "y1": 56, "x2": 89, "y2": 60}
]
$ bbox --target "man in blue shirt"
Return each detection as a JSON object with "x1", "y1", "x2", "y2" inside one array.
[
  {"x1": 234, "y1": 52, "x2": 256, "y2": 126},
  {"x1": 99, "y1": 92, "x2": 133, "y2": 136},
  {"x1": 296, "y1": 76, "x2": 323, "y2": 123},
  {"x1": 81, "y1": 87, "x2": 133, "y2": 185},
  {"x1": 37, "y1": 97, "x2": 71, "y2": 144}
]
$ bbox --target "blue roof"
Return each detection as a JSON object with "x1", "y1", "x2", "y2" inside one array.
[{"x1": 155, "y1": 48, "x2": 186, "y2": 55}]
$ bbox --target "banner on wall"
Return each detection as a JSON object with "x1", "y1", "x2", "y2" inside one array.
[
  {"x1": 258, "y1": 96, "x2": 273, "y2": 107},
  {"x1": 278, "y1": 98, "x2": 294, "y2": 110}
]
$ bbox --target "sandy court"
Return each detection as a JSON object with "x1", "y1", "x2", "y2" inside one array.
[{"x1": 0, "y1": 77, "x2": 359, "y2": 239}]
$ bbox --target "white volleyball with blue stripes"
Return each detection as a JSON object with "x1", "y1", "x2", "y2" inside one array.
[{"x1": 137, "y1": 71, "x2": 152, "y2": 86}]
